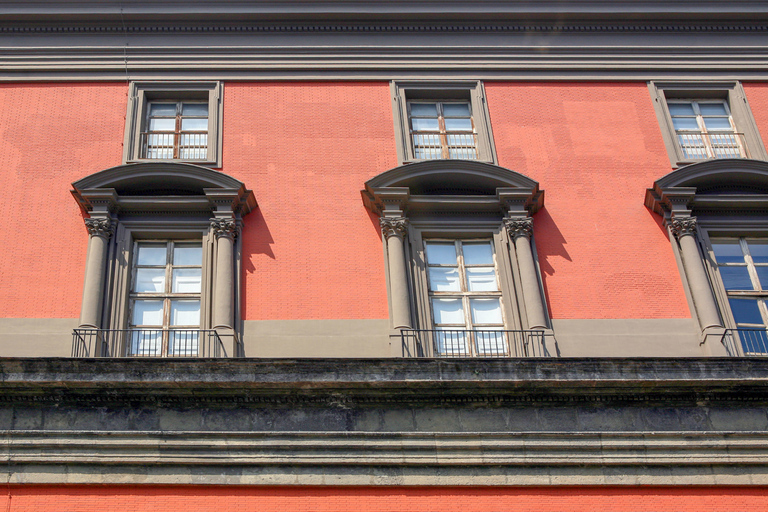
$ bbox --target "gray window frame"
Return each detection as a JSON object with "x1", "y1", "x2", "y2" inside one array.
[
  {"x1": 123, "y1": 81, "x2": 223, "y2": 167},
  {"x1": 649, "y1": 81, "x2": 767, "y2": 167},
  {"x1": 391, "y1": 81, "x2": 497, "y2": 165}
]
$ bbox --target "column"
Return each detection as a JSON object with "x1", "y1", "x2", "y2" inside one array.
[
  {"x1": 78, "y1": 218, "x2": 114, "y2": 328},
  {"x1": 669, "y1": 217, "x2": 722, "y2": 330},
  {"x1": 381, "y1": 217, "x2": 412, "y2": 329},
  {"x1": 504, "y1": 218, "x2": 548, "y2": 330},
  {"x1": 211, "y1": 218, "x2": 237, "y2": 330}
]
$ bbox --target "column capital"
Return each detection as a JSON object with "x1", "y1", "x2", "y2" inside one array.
[
  {"x1": 668, "y1": 217, "x2": 698, "y2": 239},
  {"x1": 211, "y1": 218, "x2": 238, "y2": 240},
  {"x1": 503, "y1": 218, "x2": 533, "y2": 240},
  {"x1": 84, "y1": 218, "x2": 114, "y2": 239},
  {"x1": 380, "y1": 217, "x2": 408, "y2": 240}
]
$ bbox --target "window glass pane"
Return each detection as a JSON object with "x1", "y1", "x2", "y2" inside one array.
[
  {"x1": 170, "y1": 330, "x2": 199, "y2": 356},
  {"x1": 729, "y1": 298, "x2": 764, "y2": 325},
  {"x1": 702, "y1": 117, "x2": 733, "y2": 130},
  {"x1": 148, "y1": 118, "x2": 176, "y2": 131},
  {"x1": 134, "y1": 268, "x2": 166, "y2": 293},
  {"x1": 434, "y1": 328, "x2": 468, "y2": 355},
  {"x1": 182, "y1": 103, "x2": 208, "y2": 116},
  {"x1": 442, "y1": 103, "x2": 471, "y2": 116},
  {"x1": 466, "y1": 267, "x2": 498, "y2": 291},
  {"x1": 475, "y1": 328, "x2": 507, "y2": 354},
  {"x1": 136, "y1": 244, "x2": 167, "y2": 266},
  {"x1": 174, "y1": 245, "x2": 203, "y2": 266},
  {"x1": 668, "y1": 103, "x2": 695, "y2": 115},
  {"x1": 411, "y1": 118, "x2": 440, "y2": 131},
  {"x1": 173, "y1": 268, "x2": 202, "y2": 293},
  {"x1": 711, "y1": 239, "x2": 745, "y2": 264},
  {"x1": 432, "y1": 298, "x2": 465, "y2": 324},
  {"x1": 409, "y1": 103, "x2": 437, "y2": 116},
  {"x1": 756, "y1": 267, "x2": 768, "y2": 290},
  {"x1": 672, "y1": 117, "x2": 700, "y2": 130},
  {"x1": 171, "y1": 300, "x2": 201, "y2": 326},
  {"x1": 132, "y1": 300, "x2": 164, "y2": 326},
  {"x1": 149, "y1": 103, "x2": 177, "y2": 116},
  {"x1": 425, "y1": 242, "x2": 457, "y2": 265},
  {"x1": 698, "y1": 103, "x2": 728, "y2": 115},
  {"x1": 470, "y1": 298, "x2": 503, "y2": 325},
  {"x1": 719, "y1": 266, "x2": 753, "y2": 290},
  {"x1": 181, "y1": 118, "x2": 208, "y2": 131},
  {"x1": 747, "y1": 240, "x2": 768, "y2": 263},
  {"x1": 444, "y1": 118, "x2": 473, "y2": 131},
  {"x1": 462, "y1": 242, "x2": 494, "y2": 265},
  {"x1": 130, "y1": 330, "x2": 162, "y2": 356},
  {"x1": 428, "y1": 267, "x2": 461, "y2": 292}
]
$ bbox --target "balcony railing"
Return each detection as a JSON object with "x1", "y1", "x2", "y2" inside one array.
[
  {"x1": 401, "y1": 329, "x2": 554, "y2": 358},
  {"x1": 720, "y1": 328, "x2": 768, "y2": 357},
  {"x1": 71, "y1": 329, "x2": 237, "y2": 358},
  {"x1": 140, "y1": 131, "x2": 208, "y2": 160},
  {"x1": 677, "y1": 131, "x2": 748, "y2": 160}
]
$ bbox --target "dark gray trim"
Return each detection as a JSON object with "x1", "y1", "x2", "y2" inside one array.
[{"x1": 122, "y1": 81, "x2": 223, "y2": 167}]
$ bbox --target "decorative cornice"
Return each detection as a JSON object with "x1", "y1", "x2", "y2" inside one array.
[
  {"x1": 211, "y1": 218, "x2": 237, "y2": 240},
  {"x1": 380, "y1": 217, "x2": 408, "y2": 239},
  {"x1": 503, "y1": 218, "x2": 533, "y2": 240},
  {"x1": 668, "y1": 217, "x2": 698, "y2": 238},
  {"x1": 83, "y1": 218, "x2": 114, "y2": 239}
]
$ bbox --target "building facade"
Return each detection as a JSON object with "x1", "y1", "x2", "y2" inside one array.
[{"x1": 0, "y1": 1, "x2": 767, "y2": 510}]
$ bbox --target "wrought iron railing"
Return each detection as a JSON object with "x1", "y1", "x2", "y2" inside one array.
[
  {"x1": 71, "y1": 329, "x2": 238, "y2": 358},
  {"x1": 676, "y1": 131, "x2": 748, "y2": 160},
  {"x1": 720, "y1": 328, "x2": 768, "y2": 357},
  {"x1": 401, "y1": 329, "x2": 553, "y2": 358},
  {"x1": 140, "y1": 131, "x2": 208, "y2": 160}
]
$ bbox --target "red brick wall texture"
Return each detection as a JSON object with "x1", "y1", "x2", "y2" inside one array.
[
  {"x1": 3, "y1": 485, "x2": 767, "y2": 512},
  {"x1": 4, "y1": 81, "x2": 768, "y2": 321}
]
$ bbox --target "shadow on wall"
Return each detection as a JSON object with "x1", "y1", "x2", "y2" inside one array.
[{"x1": 534, "y1": 207, "x2": 571, "y2": 316}]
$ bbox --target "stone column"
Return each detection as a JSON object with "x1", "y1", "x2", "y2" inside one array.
[
  {"x1": 504, "y1": 218, "x2": 548, "y2": 330},
  {"x1": 381, "y1": 217, "x2": 412, "y2": 329},
  {"x1": 211, "y1": 218, "x2": 237, "y2": 330},
  {"x1": 669, "y1": 217, "x2": 722, "y2": 330},
  {"x1": 78, "y1": 218, "x2": 114, "y2": 328}
]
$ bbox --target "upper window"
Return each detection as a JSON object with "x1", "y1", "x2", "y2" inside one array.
[
  {"x1": 392, "y1": 81, "x2": 496, "y2": 164},
  {"x1": 649, "y1": 81, "x2": 767, "y2": 166},
  {"x1": 124, "y1": 82, "x2": 222, "y2": 167}
]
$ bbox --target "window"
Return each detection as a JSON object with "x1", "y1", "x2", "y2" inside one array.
[
  {"x1": 409, "y1": 101, "x2": 478, "y2": 160},
  {"x1": 364, "y1": 160, "x2": 551, "y2": 358},
  {"x1": 711, "y1": 237, "x2": 768, "y2": 353},
  {"x1": 123, "y1": 82, "x2": 222, "y2": 167},
  {"x1": 128, "y1": 241, "x2": 203, "y2": 357},
  {"x1": 144, "y1": 102, "x2": 209, "y2": 160},
  {"x1": 425, "y1": 239, "x2": 507, "y2": 355},
  {"x1": 392, "y1": 81, "x2": 496, "y2": 164},
  {"x1": 649, "y1": 81, "x2": 767, "y2": 166},
  {"x1": 71, "y1": 162, "x2": 257, "y2": 358}
]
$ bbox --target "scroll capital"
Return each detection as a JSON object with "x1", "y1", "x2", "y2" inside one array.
[
  {"x1": 380, "y1": 217, "x2": 408, "y2": 239},
  {"x1": 504, "y1": 218, "x2": 533, "y2": 240},
  {"x1": 211, "y1": 218, "x2": 238, "y2": 240},
  {"x1": 84, "y1": 218, "x2": 114, "y2": 239},
  {"x1": 668, "y1": 217, "x2": 698, "y2": 239}
]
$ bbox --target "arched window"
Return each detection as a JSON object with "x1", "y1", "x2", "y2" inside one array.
[
  {"x1": 71, "y1": 162, "x2": 256, "y2": 357},
  {"x1": 647, "y1": 158, "x2": 768, "y2": 356},
  {"x1": 363, "y1": 160, "x2": 552, "y2": 358}
]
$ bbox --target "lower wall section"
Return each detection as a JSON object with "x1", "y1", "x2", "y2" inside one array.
[
  {"x1": 551, "y1": 319, "x2": 704, "y2": 357},
  {"x1": 2, "y1": 485, "x2": 766, "y2": 512},
  {"x1": 242, "y1": 319, "x2": 392, "y2": 357},
  {"x1": 0, "y1": 318, "x2": 76, "y2": 357}
]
